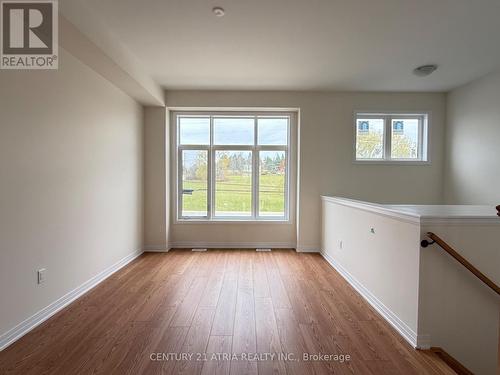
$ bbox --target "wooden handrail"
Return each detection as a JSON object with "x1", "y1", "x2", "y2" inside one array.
[{"x1": 426, "y1": 232, "x2": 500, "y2": 296}]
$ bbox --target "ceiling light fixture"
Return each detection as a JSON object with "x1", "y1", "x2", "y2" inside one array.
[
  {"x1": 212, "y1": 7, "x2": 225, "y2": 17},
  {"x1": 413, "y1": 64, "x2": 438, "y2": 77}
]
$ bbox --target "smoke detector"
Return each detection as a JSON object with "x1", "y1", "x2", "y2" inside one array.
[
  {"x1": 413, "y1": 64, "x2": 438, "y2": 77},
  {"x1": 212, "y1": 7, "x2": 225, "y2": 17}
]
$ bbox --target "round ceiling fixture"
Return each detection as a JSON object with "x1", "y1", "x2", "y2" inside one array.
[
  {"x1": 413, "y1": 64, "x2": 438, "y2": 77},
  {"x1": 212, "y1": 7, "x2": 225, "y2": 17}
]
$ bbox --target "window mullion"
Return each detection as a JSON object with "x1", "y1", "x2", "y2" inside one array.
[
  {"x1": 418, "y1": 116, "x2": 424, "y2": 160},
  {"x1": 257, "y1": 145, "x2": 287, "y2": 152},
  {"x1": 209, "y1": 116, "x2": 214, "y2": 219},
  {"x1": 385, "y1": 115, "x2": 392, "y2": 160},
  {"x1": 285, "y1": 116, "x2": 291, "y2": 221},
  {"x1": 213, "y1": 145, "x2": 253, "y2": 151},
  {"x1": 253, "y1": 116, "x2": 258, "y2": 219},
  {"x1": 178, "y1": 148, "x2": 183, "y2": 219}
]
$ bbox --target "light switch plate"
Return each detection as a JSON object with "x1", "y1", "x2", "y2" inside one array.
[{"x1": 37, "y1": 268, "x2": 46, "y2": 284}]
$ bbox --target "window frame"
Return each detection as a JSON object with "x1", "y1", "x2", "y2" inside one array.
[
  {"x1": 173, "y1": 110, "x2": 294, "y2": 223},
  {"x1": 353, "y1": 111, "x2": 430, "y2": 164}
]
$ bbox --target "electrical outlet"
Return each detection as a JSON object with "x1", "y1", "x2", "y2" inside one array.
[{"x1": 37, "y1": 268, "x2": 46, "y2": 284}]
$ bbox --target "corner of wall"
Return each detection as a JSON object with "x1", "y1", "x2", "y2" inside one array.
[{"x1": 143, "y1": 106, "x2": 168, "y2": 250}]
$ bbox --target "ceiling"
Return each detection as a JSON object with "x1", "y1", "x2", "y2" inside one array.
[{"x1": 65, "y1": 0, "x2": 500, "y2": 92}]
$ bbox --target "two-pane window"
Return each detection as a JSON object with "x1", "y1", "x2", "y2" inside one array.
[
  {"x1": 355, "y1": 113, "x2": 428, "y2": 162},
  {"x1": 176, "y1": 112, "x2": 290, "y2": 221}
]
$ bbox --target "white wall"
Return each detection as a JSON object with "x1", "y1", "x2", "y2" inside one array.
[
  {"x1": 321, "y1": 197, "x2": 500, "y2": 374},
  {"x1": 162, "y1": 90, "x2": 446, "y2": 250},
  {"x1": 445, "y1": 70, "x2": 500, "y2": 204},
  {"x1": 143, "y1": 107, "x2": 169, "y2": 250},
  {"x1": 321, "y1": 198, "x2": 421, "y2": 343},
  {"x1": 419, "y1": 223, "x2": 500, "y2": 375},
  {"x1": 0, "y1": 48, "x2": 143, "y2": 338}
]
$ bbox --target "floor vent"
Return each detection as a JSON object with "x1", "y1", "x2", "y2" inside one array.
[
  {"x1": 256, "y1": 248, "x2": 272, "y2": 252},
  {"x1": 192, "y1": 248, "x2": 208, "y2": 252}
]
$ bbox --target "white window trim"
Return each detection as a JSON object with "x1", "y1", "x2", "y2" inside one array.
[
  {"x1": 171, "y1": 110, "x2": 297, "y2": 223},
  {"x1": 353, "y1": 111, "x2": 431, "y2": 165}
]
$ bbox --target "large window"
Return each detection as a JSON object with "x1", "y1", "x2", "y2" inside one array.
[
  {"x1": 175, "y1": 112, "x2": 291, "y2": 221},
  {"x1": 355, "y1": 112, "x2": 429, "y2": 162}
]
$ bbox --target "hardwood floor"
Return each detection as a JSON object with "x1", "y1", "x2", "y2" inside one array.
[{"x1": 0, "y1": 250, "x2": 456, "y2": 375}]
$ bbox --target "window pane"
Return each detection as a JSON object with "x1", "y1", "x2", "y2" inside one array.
[
  {"x1": 214, "y1": 118, "x2": 254, "y2": 145},
  {"x1": 179, "y1": 117, "x2": 210, "y2": 145},
  {"x1": 391, "y1": 119, "x2": 419, "y2": 159},
  {"x1": 181, "y1": 150, "x2": 208, "y2": 217},
  {"x1": 215, "y1": 151, "x2": 252, "y2": 217},
  {"x1": 259, "y1": 151, "x2": 286, "y2": 217},
  {"x1": 356, "y1": 118, "x2": 385, "y2": 159},
  {"x1": 258, "y1": 117, "x2": 288, "y2": 145}
]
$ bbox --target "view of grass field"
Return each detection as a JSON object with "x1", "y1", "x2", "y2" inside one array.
[{"x1": 182, "y1": 174, "x2": 285, "y2": 216}]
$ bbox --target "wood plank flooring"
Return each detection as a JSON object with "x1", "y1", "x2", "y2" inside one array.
[{"x1": 0, "y1": 250, "x2": 456, "y2": 375}]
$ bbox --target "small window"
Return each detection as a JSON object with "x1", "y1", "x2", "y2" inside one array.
[
  {"x1": 356, "y1": 118, "x2": 385, "y2": 160},
  {"x1": 258, "y1": 118, "x2": 288, "y2": 145},
  {"x1": 214, "y1": 117, "x2": 254, "y2": 145},
  {"x1": 354, "y1": 112, "x2": 428, "y2": 162},
  {"x1": 179, "y1": 117, "x2": 210, "y2": 145},
  {"x1": 181, "y1": 149, "x2": 208, "y2": 217}
]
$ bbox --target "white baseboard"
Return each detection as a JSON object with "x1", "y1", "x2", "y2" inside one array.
[
  {"x1": 296, "y1": 245, "x2": 320, "y2": 253},
  {"x1": 321, "y1": 251, "x2": 428, "y2": 349},
  {"x1": 168, "y1": 241, "x2": 296, "y2": 249},
  {"x1": 0, "y1": 249, "x2": 143, "y2": 351},
  {"x1": 144, "y1": 245, "x2": 170, "y2": 252},
  {"x1": 416, "y1": 334, "x2": 431, "y2": 349}
]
